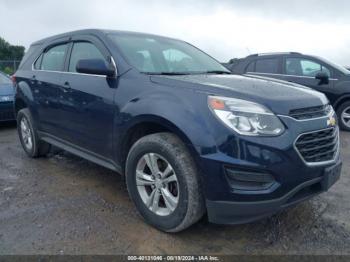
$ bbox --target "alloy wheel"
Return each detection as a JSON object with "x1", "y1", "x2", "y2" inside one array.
[
  {"x1": 341, "y1": 106, "x2": 350, "y2": 129},
  {"x1": 136, "y1": 153, "x2": 179, "y2": 216},
  {"x1": 20, "y1": 117, "x2": 33, "y2": 150}
]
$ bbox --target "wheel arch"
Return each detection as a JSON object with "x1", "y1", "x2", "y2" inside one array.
[
  {"x1": 334, "y1": 95, "x2": 350, "y2": 110},
  {"x1": 14, "y1": 79, "x2": 35, "y2": 118},
  {"x1": 117, "y1": 115, "x2": 200, "y2": 172},
  {"x1": 14, "y1": 97, "x2": 28, "y2": 117}
]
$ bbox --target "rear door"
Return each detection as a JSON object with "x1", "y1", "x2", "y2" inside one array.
[
  {"x1": 281, "y1": 56, "x2": 335, "y2": 96},
  {"x1": 32, "y1": 41, "x2": 70, "y2": 136},
  {"x1": 59, "y1": 35, "x2": 116, "y2": 158}
]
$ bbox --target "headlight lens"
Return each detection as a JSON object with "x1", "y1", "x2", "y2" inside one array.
[
  {"x1": 0, "y1": 95, "x2": 12, "y2": 102},
  {"x1": 208, "y1": 96, "x2": 285, "y2": 136}
]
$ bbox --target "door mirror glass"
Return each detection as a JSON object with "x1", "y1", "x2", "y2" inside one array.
[
  {"x1": 76, "y1": 59, "x2": 115, "y2": 77},
  {"x1": 315, "y1": 71, "x2": 329, "y2": 85}
]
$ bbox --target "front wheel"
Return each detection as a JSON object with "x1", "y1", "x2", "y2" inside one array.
[
  {"x1": 125, "y1": 133, "x2": 205, "y2": 232},
  {"x1": 337, "y1": 101, "x2": 350, "y2": 131}
]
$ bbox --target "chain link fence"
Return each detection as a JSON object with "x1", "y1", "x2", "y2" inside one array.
[{"x1": 0, "y1": 60, "x2": 21, "y2": 75}]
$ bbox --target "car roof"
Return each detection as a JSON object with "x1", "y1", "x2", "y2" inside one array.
[
  {"x1": 245, "y1": 52, "x2": 303, "y2": 58},
  {"x1": 31, "y1": 29, "x2": 182, "y2": 46}
]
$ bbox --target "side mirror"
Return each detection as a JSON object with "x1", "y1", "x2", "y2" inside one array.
[
  {"x1": 315, "y1": 71, "x2": 329, "y2": 85},
  {"x1": 76, "y1": 59, "x2": 115, "y2": 77}
]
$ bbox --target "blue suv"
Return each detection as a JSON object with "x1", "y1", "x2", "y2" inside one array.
[{"x1": 14, "y1": 30, "x2": 342, "y2": 232}]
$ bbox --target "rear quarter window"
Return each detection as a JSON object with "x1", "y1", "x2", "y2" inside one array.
[
  {"x1": 18, "y1": 44, "x2": 42, "y2": 70},
  {"x1": 245, "y1": 61, "x2": 255, "y2": 72},
  {"x1": 33, "y1": 54, "x2": 43, "y2": 70}
]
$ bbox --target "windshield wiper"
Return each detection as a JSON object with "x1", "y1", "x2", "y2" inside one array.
[
  {"x1": 203, "y1": 70, "x2": 231, "y2": 74},
  {"x1": 142, "y1": 72, "x2": 191, "y2": 75},
  {"x1": 142, "y1": 70, "x2": 231, "y2": 75}
]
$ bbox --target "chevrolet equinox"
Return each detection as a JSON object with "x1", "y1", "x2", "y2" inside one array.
[{"x1": 14, "y1": 30, "x2": 342, "y2": 232}]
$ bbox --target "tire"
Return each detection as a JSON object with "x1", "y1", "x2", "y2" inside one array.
[
  {"x1": 17, "y1": 108, "x2": 51, "y2": 158},
  {"x1": 126, "y1": 132, "x2": 205, "y2": 232},
  {"x1": 336, "y1": 101, "x2": 350, "y2": 131}
]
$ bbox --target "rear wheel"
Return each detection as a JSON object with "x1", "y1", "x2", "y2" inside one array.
[
  {"x1": 337, "y1": 101, "x2": 350, "y2": 131},
  {"x1": 126, "y1": 132, "x2": 205, "y2": 232},
  {"x1": 17, "y1": 108, "x2": 51, "y2": 158}
]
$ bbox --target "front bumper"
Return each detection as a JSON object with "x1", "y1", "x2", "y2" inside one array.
[
  {"x1": 196, "y1": 112, "x2": 342, "y2": 224},
  {"x1": 206, "y1": 160, "x2": 341, "y2": 224},
  {"x1": 0, "y1": 101, "x2": 15, "y2": 121}
]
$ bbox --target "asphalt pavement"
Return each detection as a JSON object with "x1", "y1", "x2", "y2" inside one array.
[{"x1": 0, "y1": 123, "x2": 349, "y2": 255}]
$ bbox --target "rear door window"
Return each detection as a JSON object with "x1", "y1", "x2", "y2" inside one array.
[
  {"x1": 40, "y1": 44, "x2": 68, "y2": 71},
  {"x1": 255, "y1": 58, "x2": 279, "y2": 74},
  {"x1": 245, "y1": 61, "x2": 255, "y2": 72}
]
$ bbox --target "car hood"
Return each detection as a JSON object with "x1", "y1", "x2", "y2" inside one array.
[
  {"x1": 0, "y1": 83, "x2": 14, "y2": 96},
  {"x1": 150, "y1": 74, "x2": 328, "y2": 115}
]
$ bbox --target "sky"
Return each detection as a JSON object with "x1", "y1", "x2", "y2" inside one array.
[{"x1": 1, "y1": 0, "x2": 350, "y2": 65}]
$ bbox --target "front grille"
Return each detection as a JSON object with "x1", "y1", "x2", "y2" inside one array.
[
  {"x1": 295, "y1": 127, "x2": 338, "y2": 164},
  {"x1": 289, "y1": 104, "x2": 331, "y2": 120}
]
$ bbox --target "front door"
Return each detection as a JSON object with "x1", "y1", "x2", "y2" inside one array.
[
  {"x1": 59, "y1": 39, "x2": 117, "y2": 158},
  {"x1": 282, "y1": 57, "x2": 335, "y2": 98}
]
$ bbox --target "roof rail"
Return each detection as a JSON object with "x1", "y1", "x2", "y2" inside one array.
[{"x1": 247, "y1": 52, "x2": 302, "y2": 57}]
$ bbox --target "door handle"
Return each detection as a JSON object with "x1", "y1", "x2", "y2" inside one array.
[
  {"x1": 30, "y1": 75, "x2": 37, "y2": 83},
  {"x1": 63, "y1": 81, "x2": 71, "y2": 92}
]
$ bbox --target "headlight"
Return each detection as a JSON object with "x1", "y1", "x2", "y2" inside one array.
[
  {"x1": 0, "y1": 96, "x2": 12, "y2": 102},
  {"x1": 208, "y1": 96, "x2": 285, "y2": 136}
]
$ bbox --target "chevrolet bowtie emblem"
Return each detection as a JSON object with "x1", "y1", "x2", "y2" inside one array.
[{"x1": 327, "y1": 116, "x2": 337, "y2": 127}]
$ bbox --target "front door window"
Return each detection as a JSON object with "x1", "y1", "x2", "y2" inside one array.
[{"x1": 285, "y1": 58, "x2": 331, "y2": 77}]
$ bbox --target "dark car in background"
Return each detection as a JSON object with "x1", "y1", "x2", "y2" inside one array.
[
  {"x1": 225, "y1": 52, "x2": 350, "y2": 131},
  {"x1": 0, "y1": 71, "x2": 15, "y2": 122},
  {"x1": 13, "y1": 30, "x2": 341, "y2": 232}
]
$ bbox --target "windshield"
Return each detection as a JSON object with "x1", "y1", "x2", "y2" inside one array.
[
  {"x1": 0, "y1": 73, "x2": 11, "y2": 84},
  {"x1": 317, "y1": 56, "x2": 350, "y2": 75},
  {"x1": 108, "y1": 34, "x2": 230, "y2": 75}
]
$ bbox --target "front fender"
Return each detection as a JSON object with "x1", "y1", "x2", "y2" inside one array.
[{"x1": 116, "y1": 90, "x2": 218, "y2": 155}]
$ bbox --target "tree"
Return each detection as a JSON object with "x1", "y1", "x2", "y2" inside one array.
[
  {"x1": 3, "y1": 67, "x2": 13, "y2": 75},
  {"x1": 0, "y1": 37, "x2": 25, "y2": 60},
  {"x1": 0, "y1": 37, "x2": 25, "y2": 74}
]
